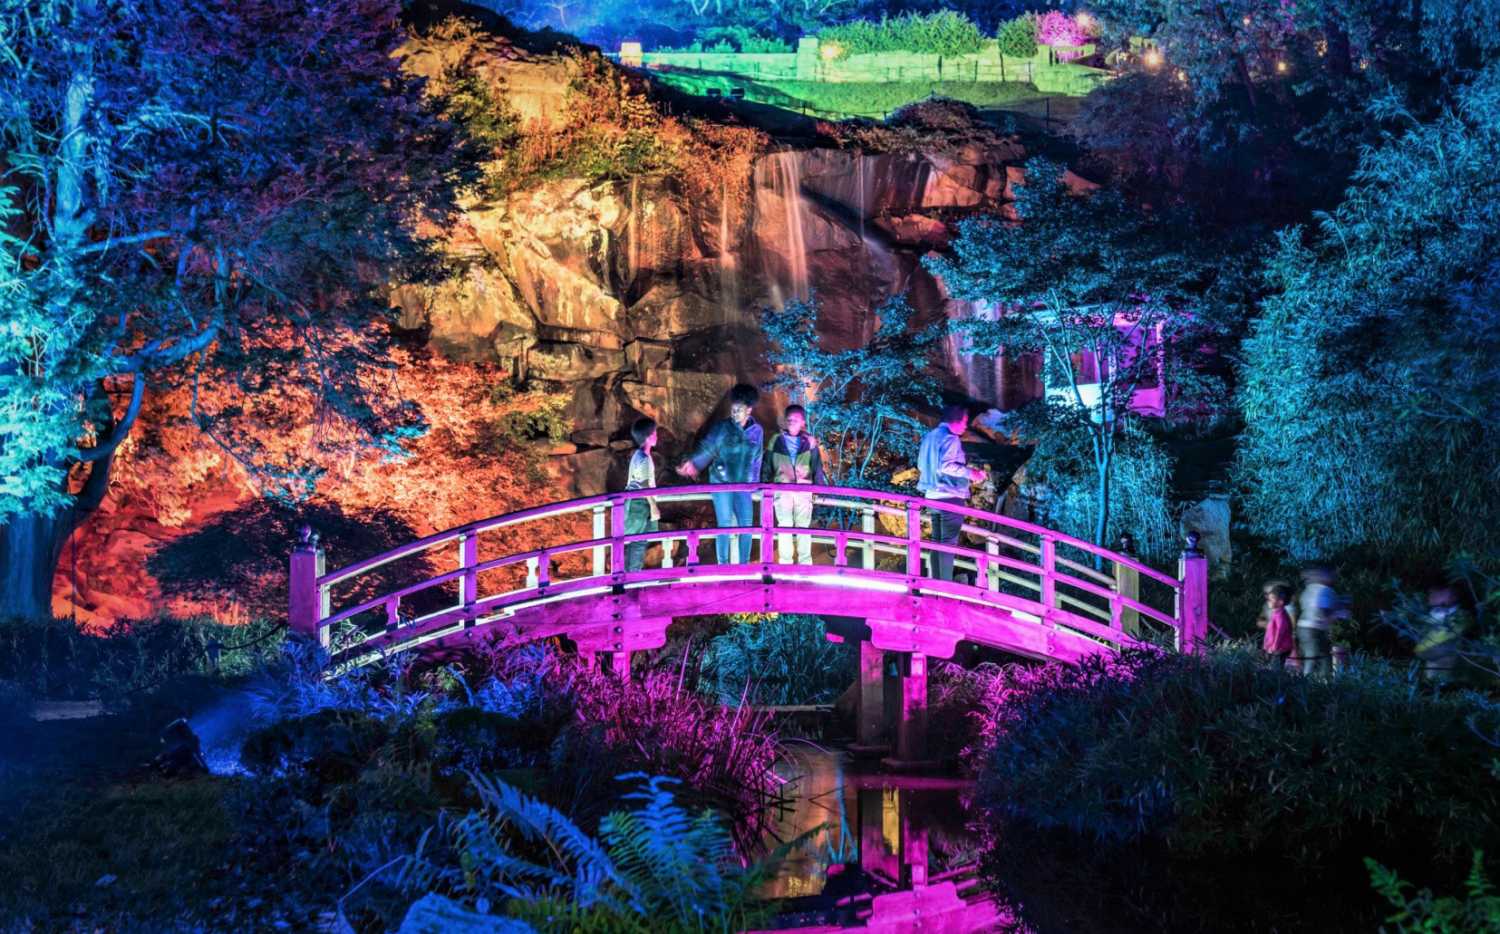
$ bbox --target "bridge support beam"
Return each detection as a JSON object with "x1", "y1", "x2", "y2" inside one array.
[
  {"x1": 884, "y1": 652, "x2": 936, "y2": 771},
  {"x1": 848, "y1": 640, "x2": 890, "y2": 757},
  {"x1": 610, "y1": 650, "x2": 632, "y2": 679}
]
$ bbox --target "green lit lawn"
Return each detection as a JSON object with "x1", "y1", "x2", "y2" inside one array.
[{"x1": 659, "y1": 72, "x2": 1055, "y2": 120}]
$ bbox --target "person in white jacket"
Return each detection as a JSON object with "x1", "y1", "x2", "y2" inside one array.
[{"x1": 916, "y1": 403, "x2": 985, "y2": 581}]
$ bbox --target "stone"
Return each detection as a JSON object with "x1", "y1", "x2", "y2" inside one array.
[
  {"x1": 1180, "y1": 495, "x2": 1232, "y2": 575},
  {"x1": 528, "y1": 341, "x2": 627, "y2": 382},
  {"x1": 397, "y1": 894, "x2": 532, "y2": 934}
]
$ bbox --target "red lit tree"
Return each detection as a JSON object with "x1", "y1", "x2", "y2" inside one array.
[{"x1": 0, "y1": 0, "x2": 475, "y2": 619}]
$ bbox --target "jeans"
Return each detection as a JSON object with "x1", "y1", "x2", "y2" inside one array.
[
  {"x1": 711, "y1": 490, "x2": 755, "y2": 564},
  {"x1": 625, "y1": 518, "x2": 658, "y2": 572},
  {"x1": 774, "y1": 491, "x2": 815, "y2": 564},
  {"x1": 1296, "y1": 626, "x2": 1332, "y2": 677},
  {"x1": 926, "y1": 502, "x2": 964, "y2": 581}
]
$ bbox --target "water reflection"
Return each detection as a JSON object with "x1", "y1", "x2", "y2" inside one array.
[{"x1": 763, "y1": 745, "x2": 1016, "y2": 931}]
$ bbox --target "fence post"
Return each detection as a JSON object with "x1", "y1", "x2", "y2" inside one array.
[
  {"x1": 1113, "y1": 532, "x2": 1140, "y2": 637},
  {"x1": 796, "y1": 36, "x2": 818, "y2": 81},
  {"x1": 1177, "y1": 532, "x2": 1209, "y2": 654},
  {"x1": 289, "y1": 526, "x2": 327, "y2": 648}
]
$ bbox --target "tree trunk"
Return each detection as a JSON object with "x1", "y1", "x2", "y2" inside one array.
[{"x1": 0, "y1": 509, "x2": 77, "y2": 621}]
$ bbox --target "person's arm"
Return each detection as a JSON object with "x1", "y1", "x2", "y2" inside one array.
[
  {"x1": 762, "y1": 436, "x2": 776, "y2": 483},
  {"x1": 747, "y1": 423, "x2": 764, "y2": 484},
  {"x1": 678, "y1": 421, "x2": 721, "y2": 478},
  {"x1": 646, "y1": 458, "x2": 660, "y2": 520},
  {"x1": 938, "y1": 433, "x2": 971, "y2": 479}
]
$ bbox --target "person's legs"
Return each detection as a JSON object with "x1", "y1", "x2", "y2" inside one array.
[
  {"x1": 1297, "y1": 627, "x2": 1331, "y2": 676},
  {"x1": 732, "y1": 491, "x2": 756, "y2": 563},
  {"x1": 625, "y1": 518, "x2": 657, "y2": 572},
  {"x1": 711, "y1": 491, "x2": 737, "y2": 563},
  {"x1": 926, "y1": 505, "x2": 960, "y2": 581},
  {"x1": 774, "y1": 495, "x2": 796, "y2": 564},
  {"x1": 793, "y1": 492, "x2": 814, "y2": 564}
]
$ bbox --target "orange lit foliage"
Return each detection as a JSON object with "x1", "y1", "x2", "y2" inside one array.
[{"x1": 57, "y1": 346, "x2": 579, "y2": 628}]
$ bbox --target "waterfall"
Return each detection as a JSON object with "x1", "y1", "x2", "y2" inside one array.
[
  {"x1": 947, "y1": 300, "x2": 1005, "y2": 405},
  {"x1": 855, "y1": 155, "x2": 867, "y2": 242},
  {"x1": 626, "y1": 175, "x2": 640, "y2": 280},
  {"x1": 759, "y1": 150, "x2": 811, "y2": 306},
  {"x1": 718, "y1": 176, "x2": 739, "y2": 325}
]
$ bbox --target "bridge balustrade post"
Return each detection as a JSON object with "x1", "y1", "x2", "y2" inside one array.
[
  {"x1": 861, "y1": 506, "x2": 875, "y2": 570},
  {"x1": 609, "y1": 497, "x2": 625, "y2": 575},
  {"x1": 460, "y1": 532, "x2": 478, "y2": 610},
  {"x1": 592, "y1": 504, "x2": 607, "y2": 576},
  {"x1": 1176, "y1": 532, "x2": 1209, "y2": 654},
  {"x1": 985, "y1": 537, "x2": 1000, "y2": 592},
  {"x1": 1113, "y1": 532, "x2": 1140, "y2": 637},
  {"x1": 760, "y1": 487, "x2": 775, "y2": 567},
  {"x1": 905, "y1": 503, "x2": 922, "y2": 579},
  {"x1": 1040, "y1": 535, "x2": 1057, "y2": 612},
  {"x1": 289, "y1": 526, "x2": 328, "y2": 648}
]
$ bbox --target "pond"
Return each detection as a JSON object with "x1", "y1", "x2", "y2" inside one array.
[{"x1": 761, "y1": 745, "x2": 1018, "y2": 931}]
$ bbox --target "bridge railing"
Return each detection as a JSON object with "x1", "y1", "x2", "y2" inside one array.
[{"x1": 289, "y1": 483, "x2": 1208, "y2": 660}]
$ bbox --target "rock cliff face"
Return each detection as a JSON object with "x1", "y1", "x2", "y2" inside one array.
[{"x1": 392, "y1": 83, "x2": 1038, "y2": 498}]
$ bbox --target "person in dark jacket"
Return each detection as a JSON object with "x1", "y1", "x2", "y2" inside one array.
[
  {"x1": 677, "y1": 384, "x2": 764, "y2": 563},
  {"x1": 765, "y1": 404, "x2": 825, "y2": 564}
]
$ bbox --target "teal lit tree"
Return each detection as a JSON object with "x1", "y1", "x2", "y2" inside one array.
[
  {"x1": 761, "y1": 294, "x2": 940, "y2": 489},
  {"x1": 0, "y1": 0, "x2": 472, "y2": 619},
  {"x1": 1236, "y1": 65, "x2": 1500, "y2": 563}
]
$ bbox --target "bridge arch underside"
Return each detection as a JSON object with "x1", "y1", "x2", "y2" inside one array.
[{"x1": 340, "y1": 566, "x2": 1136, "y2": 667}]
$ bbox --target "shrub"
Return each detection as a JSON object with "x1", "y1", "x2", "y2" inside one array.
[
  {"x1": 1368, "y1": 851, "x2": 1500, "y2": 933},
  {"x1": 1035, "y1": 10, "x2": 1095, "y2": 48},
  {"x1": 971, "y1": 648, "x2": 1500, "y2": 869},
  {"x1": 819, "y1": 12, "x2": 986, "y2": 59},
  {"x1": 699, "y1": 614, "x2": 851, "y2": 706},
  {"x1": 0, "y1": 615, "x2": 284, "y2": 703},
  {"x1": 995, "y1": 15, "x2": 1038, "y2": 59}
]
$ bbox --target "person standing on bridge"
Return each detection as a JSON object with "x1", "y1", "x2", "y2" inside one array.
[
  {"x1": 916, "y1": 403, "x2": 985, "y2": 582},
  {"x1": 765, "y1": 404, "x2": 825, "y2": 565},
  {"x1": 677, "y1": 384, "x2": 764, "y2": 564},
  {"x1": 624, "y1": 417, "x2": 661, "y2": 572}
]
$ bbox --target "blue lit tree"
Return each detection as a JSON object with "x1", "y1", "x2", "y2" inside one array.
[
  {"x1": 1236, "y1": 65, "x2": 1500, "y2": 563},
  {"x1": 0, "y1": 0, "x2": 472, "y2": 619}
]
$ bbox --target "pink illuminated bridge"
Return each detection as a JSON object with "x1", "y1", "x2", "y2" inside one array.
[{"x1": 289, "y1": 483, "x2": 1210, "y2": 674}]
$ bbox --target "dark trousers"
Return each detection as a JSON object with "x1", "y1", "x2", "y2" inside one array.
[
  {"x1": 625, "y1": 519, "x2": 658, "y2": 572},
  {"x1": 710, "y1": 491, "x2": 755, "y2": 564},
  {"x1": 926, "y1": 503, "x2": 964, "y2": 581}
]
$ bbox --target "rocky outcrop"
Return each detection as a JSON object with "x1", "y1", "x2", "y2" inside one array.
[{"x1": 397, "y1": 123, "x2": 1033, "y2": 496}]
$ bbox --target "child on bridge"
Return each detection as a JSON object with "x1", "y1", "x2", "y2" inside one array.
[
  {"x1": 624, "y1": 417, "x2": 660, "y2": 572},
  {"x1": 765, "y1": 404, "x2": 825, "y2": 565}
]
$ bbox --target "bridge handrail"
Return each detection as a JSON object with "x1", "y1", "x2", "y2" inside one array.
[
  {"x1": 315, "y1": 483, "x2": 1181, "y2": 591},
  {"x1": 291, "y1": 482, "x2": 1209, "y2": 661}
]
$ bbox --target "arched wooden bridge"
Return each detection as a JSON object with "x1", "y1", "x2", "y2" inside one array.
[{"x1": 290, "y1": 483, "x2": 1208, "y2": 765}]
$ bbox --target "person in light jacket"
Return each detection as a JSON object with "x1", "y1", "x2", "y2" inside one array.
[
  {"x1": 765, "y1": 404, "x2": 825, "y2": 565},
  {"x1": 916, "y1": 403, "x2": 984, "y2": 581},
  {"x1": 677, "y1": 384, "x2": 764, "y2": 563}
]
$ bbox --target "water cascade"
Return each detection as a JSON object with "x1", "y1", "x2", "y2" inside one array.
[
  {"x1": 718, "y1": 176, "x2": 739, "y2": 324},
  {"x1": 758, "y1": 149, "x2": 812, "y2": 307}
]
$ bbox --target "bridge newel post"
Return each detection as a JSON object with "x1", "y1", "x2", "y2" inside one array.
[
  {"x1": 289, "y1": 526, "x2": 328, "y2": 648},
  {"x1": 1114, "y1": 532, "x2": 1140, "y2": 638},
  {"x1": 860, "y1": 506, "x2": 875, "y2": 570},
  {"x1": 1177, "y1": 531, "x2": 1209, "y2": 654}
]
